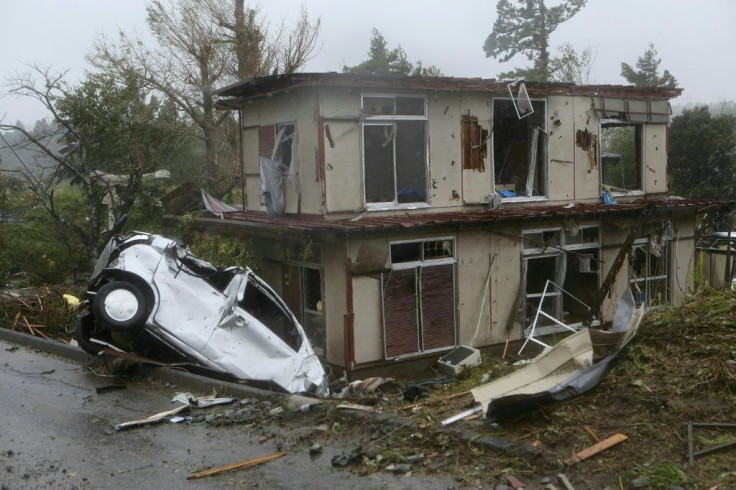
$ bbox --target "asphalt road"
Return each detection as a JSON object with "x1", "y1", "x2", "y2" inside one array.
[{"x1": 0, "y1": 338, "x2": 457, "y2": 489}]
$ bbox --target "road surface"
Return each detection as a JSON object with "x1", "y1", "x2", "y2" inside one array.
[{"x1": 0, "y1": 338, "x2": 456, "y2": 489}]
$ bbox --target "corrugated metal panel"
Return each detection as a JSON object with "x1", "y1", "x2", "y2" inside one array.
[
  {"x1": 383, "y1": 269, "x2": 419, "y2": 358},
  {"x1": 259, "y1": 124, "x2": 275, "y2": 158},
  {"x1": 420, "y1": 264, "x2": 456, "y2": 350}
]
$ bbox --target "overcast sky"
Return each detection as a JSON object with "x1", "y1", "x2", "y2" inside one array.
[{"x1": 2, "y1": 0, "x2": 735, "y2": 126}]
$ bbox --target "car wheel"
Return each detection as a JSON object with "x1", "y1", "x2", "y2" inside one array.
[{"x1": 93, "y1": 281, "x2": 147, "y2": 331}]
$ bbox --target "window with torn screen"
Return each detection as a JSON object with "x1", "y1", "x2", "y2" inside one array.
[
  {"x1": 362, "y1": 95, "x2": 428, "y2": 206},
  {"x1": 259, "y1": 122, "x2": 294, "y2": 167},
  {"x1": 522, "y1": 226, "x2": 600, "y2": 332},
  {"x1": 601, "y1": 121, "x2": 642, "y2": 192},
  {"x1": 382, "y1": 238, "x2": 456, "y2": 359},
  {"x1": 493, "y1": 99, "x2": 546, "y2": 198}
]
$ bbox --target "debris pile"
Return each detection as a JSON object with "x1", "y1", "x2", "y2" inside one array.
[{"x1": 0, "y1": 287, "x2": 79, "y2": 340}]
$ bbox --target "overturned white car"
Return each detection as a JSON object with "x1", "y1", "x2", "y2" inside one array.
[{"x1": 77, "y1": 232, "x2": 328, "y2": 396}]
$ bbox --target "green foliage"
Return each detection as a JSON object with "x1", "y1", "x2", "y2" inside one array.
[
  {"x1": 55, "y1": 72, "x2": 188, "y2": 179},
  {"x1": 175, "y1": 214, "x2": 259, "y2": 270},
  {"x1": 669, "y1": 106, "x2": 736, "y2": 199},
  {"x1": 343, "y1": 28, "x2": 443, "y2": 77},
  {"x1": 620, "y1": 43, "x2": 678, "y2": 88},
  {"x1": 484, "y1": 0, "x2": 587, "y2": 81},
  {"x1": 2, "y1": 185, "x2": 93, "y2": 284},
  {"x1": 600, "y1": 124, "x2": 640, "y2": 190},
  {"x1": 637, "y1": 461, "x2": 689, "y2": 488}
]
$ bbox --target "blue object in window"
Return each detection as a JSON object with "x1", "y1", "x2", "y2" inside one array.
[
  {"x1": 499, "y1": 190, "x2": 517, "y2": 198},
  {"x1": 602, "y1": 190, "x2": 617, "y2": 205}
]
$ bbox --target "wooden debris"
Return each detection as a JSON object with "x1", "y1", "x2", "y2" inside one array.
[
  {"x1": 506, "y1": 474, "x2": 525, "y2": 488},
  {"x1": 564, "y1": 433, "x2": 628, "y2": 465},
  {"x1": 401, "y1": 390, "x2": 470, "y2": 411},
  {"x1": 186, "y1": 451, "x2": 286, "y2": 480},
  {"x1": 583, "y1": 425, "x2": 600, "y2": 442}
]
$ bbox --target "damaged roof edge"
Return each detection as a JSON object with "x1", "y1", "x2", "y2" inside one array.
[
  {"x1": 214, "y1": 72, "x2": 683, "y2": 103},
  {"x1": 165, "y1": 199, "x2": 727, "y2": 242}
]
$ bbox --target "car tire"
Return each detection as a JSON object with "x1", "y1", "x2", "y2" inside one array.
[
  {"x1": 76, "y1": 313, "x2": 103, "y2": 355},
  {"x1": 93, "y1": 281, "x2": 147, "y2": 331}
]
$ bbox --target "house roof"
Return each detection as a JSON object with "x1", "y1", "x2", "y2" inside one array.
[
  {"x1": 191, "y1": 198, "x2": 727, "y2": 241},
  {"x1": 215, "y1": 72, "x2": 683, "y2": 105}
]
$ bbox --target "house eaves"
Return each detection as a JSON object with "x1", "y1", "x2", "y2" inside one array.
[
  {"x1": 187, "y1": 198, "x2": 729, "y2": 241},
  {"x1": 214, "y1": 72, "x2": 683, "y2": 109}
]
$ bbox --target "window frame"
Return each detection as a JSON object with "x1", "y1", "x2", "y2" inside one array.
[
  {"x1": 521, "y1": 226, "x2": 601, "y2": 334},
  {"x1": 599, "y1": 119, "x2": 645, "y2": 195},
  {"x1": 361, "y1": 94, "x2": 430, "y2": 211},
  {"x1": 492, "y1": 97, "x2": 548, "y2": 202},
  {"x1": 629, "y1": 237, "x2": 671, "y2": 307},
  {"x1": 382, "y1": 237, "x2": 457, "y2": 359}
]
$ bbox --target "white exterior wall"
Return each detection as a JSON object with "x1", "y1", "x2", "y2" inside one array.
[
  {"x1": 572, "y1": 97, "x2": 601, "y2": 201},
  {"x1": 547, "y1": 96, "x2": 576, "y2": 201},
  {"x1": 239, "y1": 91, "x2": 322, "y2": 215},
  {"x1": 321, "y1": 240, "x2": 348, "y2": 366},
  {"x1": 239, "y1": 89, "x2": 671, "y2": 215},
  {"x1": 645, "y1": 124, "x2": 668, "y2": 195}
]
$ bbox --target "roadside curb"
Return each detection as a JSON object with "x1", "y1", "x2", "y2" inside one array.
[
  {"x1": 0, "y1": 327, "x2": 559, "y2": 471},
  {"x1": 0, "y1": 327, "x2": 280, "y2": 401}
]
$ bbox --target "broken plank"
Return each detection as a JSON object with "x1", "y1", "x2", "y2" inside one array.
[
  {"x1": 584, "y1": 425, "x2": 600, "y2": 442},
  {"x1": 564, "y1": 433, "x2": 628, "y2": 465},
  {"x1": 186, "y1": 451, "x2": 286, "y2": 480}
]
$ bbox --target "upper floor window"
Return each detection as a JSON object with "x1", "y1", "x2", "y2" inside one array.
[
  {"x1": 362, "y1": 95, "x2": 428, "y2": 207},
  {"x1": 259, "y1": 122, "x2": 295, "y2": 167},
  {"x1": 601, "y1": 120, "x2": 642, "y2": 192},
  {"x1": 493, "y1": 99, "x2": 547, "y2": 198}
]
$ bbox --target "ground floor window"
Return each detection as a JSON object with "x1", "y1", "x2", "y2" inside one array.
[
  {"x1": 522, "y1": 227, "x2": 600, "y2": 331},
  {"x1": 629, "y1": 237, "x2": 670, "y2": 307},
  {"x1": 382, "y1": 238, "x2": 456, "y2": 359},
  {"x1": 282, "y1": 262, "x2": 323, "y2": 356}
]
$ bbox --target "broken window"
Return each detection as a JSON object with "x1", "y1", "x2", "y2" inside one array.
[
  {"x1": 382, "y1": 238, "x2": 456, "y2": 359},
  {"x1": 259, "y1": 123, "x2": 294, "y2": 167},
  {"x1": 258, "y1": 122, "x2": 296, "y2": 216},
  {"x1": 362, "y1": 95, "x2": 428, "y2": 206},
  {"x1": 493, "y1": 99, "x2": 547, "y2": 198},
  {"x1": 461, "y1": 115, "x2": 488, "y2": 171},
  {"x1": 629, "y1": 238, "x2": 670, "y2": 307},
  {"x1": 522, "y1": 227, "x2": 600, "y2": 331},
  {"x1": 601, "y1": 121, "x2": 642, "y2": 191},
  {"x1": 240, "y1": 276, "x2": 303, "y2": 352}
]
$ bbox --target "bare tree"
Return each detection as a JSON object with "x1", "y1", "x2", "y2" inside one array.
[
  {"x1": 89, "y1": 0, "x2": 321, "y2": 186},
  {"x1": 550, "y1": 43, "x2": 597, "y2": 84}
]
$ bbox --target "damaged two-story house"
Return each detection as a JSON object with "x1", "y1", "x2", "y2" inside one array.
[{"x1": 190, "y1": 73, "x2": 721, "y2": 376}]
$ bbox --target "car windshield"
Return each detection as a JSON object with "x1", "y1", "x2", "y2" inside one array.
[{"x1": 239, "y1": 277, "x2": 303, "y2": 352}]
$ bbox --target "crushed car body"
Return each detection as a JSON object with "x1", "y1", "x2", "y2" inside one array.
[{"x1": 77, "y1": 232, "x2": 328, "y2": 396}]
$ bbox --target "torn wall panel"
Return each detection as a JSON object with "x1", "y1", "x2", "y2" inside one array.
[
  {"x1": 426, "y1": 93, "x2": 462, "y2": 207},
  {"x1": 547, "y1": 96, "x2": 575, "y2": 201}
]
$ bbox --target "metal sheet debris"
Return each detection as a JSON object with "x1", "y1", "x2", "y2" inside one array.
[
  {"x1": 115, "y1": 404, "x2": 189, "y2": 431},
  {"x1": 472, "y1": 289, "x2": 643, "y2": 420},
  {"x1": 77, "y1": 232, "x2": 328, "y2": 396},
  {"x1": 171, "y1": 392, "x2": 235, "y2": 408}
]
